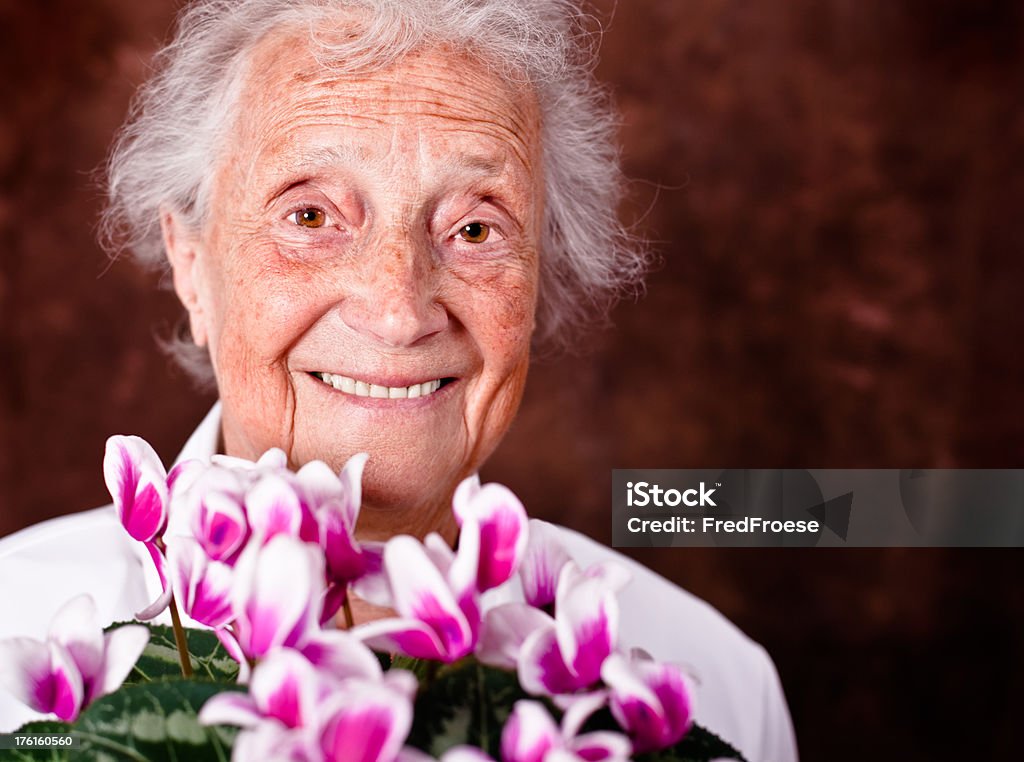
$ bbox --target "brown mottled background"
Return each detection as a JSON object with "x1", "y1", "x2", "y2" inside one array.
[{"x1": 1, "y1": 1, "x2": 1022, "y2": 759}]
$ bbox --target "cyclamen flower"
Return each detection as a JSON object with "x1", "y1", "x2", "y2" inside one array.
[
  {"x1": 353, "y1": 476, "x2": 528, "y2": 662},
  {"x1": 601, "y1": 653, "x2": 694, "y2": 754},
  {"x1": 167, "y1": 538, "x2": 234, "y2": 628},
  {"x1": 517, "y1": 520, "x2": 572, "y2": 611},
  {"x1": 200, "y1": 643, "x2": 418, "y2": 762},
  {"x1": 433, "y1": 699, "x2": 631, "y2": 762},
  {"x1": 452, "y1": 476, "x2": 529, "y2": 593},
  {"x1": 164, "y1": 448, "x2": 372, "y2": 627},
  {"x1": 480, "y1": 561, "x2": 629, "y2": 697},
  {"x1": 103, "y1": 435, "x2": 200, "y2": 619},
  {"x1": 224, "y1": 534, "x2": 326, "y2": 662},
  {"x1": 0, "y1": 595, "x2": 148, "y2": 722},
  {"x1": 353, "y1": 533, "x2": 481, "y2": 662}
]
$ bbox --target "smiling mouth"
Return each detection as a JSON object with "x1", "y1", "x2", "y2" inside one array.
[{"x1": 310, "y1": 371, "x2": 453, "y2": 399}]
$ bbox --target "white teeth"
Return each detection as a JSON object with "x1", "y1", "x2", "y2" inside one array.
[{"x1": 314, "y1": 372, "x2": 444, "y2": 399}]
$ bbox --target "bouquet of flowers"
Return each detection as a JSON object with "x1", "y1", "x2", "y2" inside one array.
[{"x1": 0, "y1": 437, "x2": 747, "y2": 762}]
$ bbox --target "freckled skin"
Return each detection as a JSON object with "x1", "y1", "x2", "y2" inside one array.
[{"x1": 164, "y1": 28, "x2": 543, "y2": 546}]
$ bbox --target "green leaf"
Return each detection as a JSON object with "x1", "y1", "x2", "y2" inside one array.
[
  {"x1": 581, "y1": 705, "x2": 748, "y2": 762},
  {"x1": 638, "y1": 725, "x2": 748, "y2": 762},
  {"x1": 106, "y1": 623, "x2": 239, "y2": 685},
  {"x1": 404, "y1": 659, "x2": 747, "y2": 762},
  {"x1": 80, "y1": 680, "x2": 239, "y2": 761},
  {"x1": 406, "y1": 658, "x2": 530, "y2": 757}
]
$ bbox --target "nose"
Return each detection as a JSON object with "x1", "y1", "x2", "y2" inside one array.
[{"x1": 336, "y1": 240, "x2": 448, "y2": 348}]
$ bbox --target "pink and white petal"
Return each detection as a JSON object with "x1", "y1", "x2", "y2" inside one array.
[
  {"x1": 168, "y1": 538, "x2": 234, "y2": 628},
  {"x1": 192, "y1": 559, "x2": 235, "y2": 628},
  {"x1": 558, "y1": 690, "x2": 610, "y2": 739},
  {"x1": 195, "y1": 491, "x2": 249, "y2": 562},
  {"x1": 448, "y1": 519, "x2": 480, "y2": 604},
  {"x1": 256, "y1": 448, "x2": 289, "y2": 469},
  {"x1": 319, "y1": 501, "x2": 364, "y2": 584},
  {"x1": 349, "y1": 543, "x2": 391, "y2": 608},
  {"x1": 232, "y1": 536, "x2": 324, "y2": 657},
  {"x1": 352, "y1": 617, "x2": 448, "y2": 662},
  {"x1": 167, "y1": 467, "x2": 235, "y2": 540},
  {"x1": 211, "y1": 453, "x2": 260, "y2": 470},
  {"x1": 0, "y1": 637, "x2": 61, "y2": 716},
  {"x1": 385, "y1": 537, "x2": 472, "y2": 656},
  {"x1": 337, "y1": 452, "x2": 369, "y2": 524},
  {"x1": 167, "y1": 458, "x2": 202, "y2": 497},
  {"x1": 317, "y1": 680, "x2": 414, "y2": 762},
  {"x1": 647, "y1": 663, "x2": 693, "y2": 745},
  {"x1": 296, "y1": 460, "x2": 345, "y2": 509},
  {"x1": 463, "y1": 484, "x2": 528, "y2": 592},
  {"x1": 233, "y1": 719, "x2": 310, "y2": 762},
  {"x1": 451, "y1": 474, "x2": 482, "y2": 527},
  {"x1": 320, "y1": 583, "x2": 347, "y2": 626},
  {"x1": 245, "y1": 474, "x2": 305, "y2": 541},
  {"x1": 569, "y1": 731, "x2": 633, "y2": 761},
  {"x1": 198, "y1": 691, "x2": 262, "y2": 728},
  {"x1": 94, "y1": 625, "x2": 149, "y2": 702},
  {"x1": 439, "y1": 747, "x2": 494, "y2": 762},
  {"x1": 47, "y1": 594, "x2": 103, "y2": 683},
  {"x1": 540, "y1": 752, "x2": 579, "y2": 762},
  {"x1": 135, "y1": 541, "x2": 173, "y2": 620},
  {"x1": 476, "y1": 603, "x2": 552, "y2": 670},
  {"x1": 600, "y1": 654, "x2": 659, "y2": 714},
  {"x1": 519, "y1": 521, "x2": 573, "y2": 609},
  {"x1": 555, "y1": 578, "x2": 618, "y2": 686},
  {"x1": 300, "y1": 630, "x2": 382, "y2": 681},
  {"x1": 423, "y1": 533, "x2": 456, "y2": 578},
  {"x1": 381, "y1": 669, "x2": 419, "y2": 702},
  {"x1": 517, "y1": 625, "x2": 580, "y2": 696},
  {"x1": 500, "y1": 700, "x2": 562, "y2": 762},
  {"x1": 43, "y1": 642, "x2": 84, "y2": 722},
  {"x1": 581, "y1": 562, "x2": 631, "y2": 595},
  {"x1": 603, "y1": 656, "x2": 692, "y2": 752},
  {"x1": 250, "y1": 649, "x2": 320, "y2": 728},
  {"x1": 103, "y1": 436, "x2": 169, "y2": 542},
  {"x1": 215, "y1": 629, "x2": 251, "y2": 684}
]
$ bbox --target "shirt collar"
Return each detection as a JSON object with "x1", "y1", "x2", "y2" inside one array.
[{"x1": 174, "y1": 402, "x2": 222, "y2": 464}]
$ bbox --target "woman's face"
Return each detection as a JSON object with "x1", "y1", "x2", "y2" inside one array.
[{"x1": 165, "y1": 30, "x2": 543, "y2": 537}]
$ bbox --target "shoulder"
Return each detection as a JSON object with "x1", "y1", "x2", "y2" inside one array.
[
  {"x1": 0, "y1": 506, "x2": 156, "y2": 731},
  {"x1": 0, "y1": 505, "x2": 158, "y2": 638},
  {"x1": 550, "y1": 524, "x2": 799, "y2": 762}
]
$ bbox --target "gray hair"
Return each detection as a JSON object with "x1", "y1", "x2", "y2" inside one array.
[{"x1": 102, "y1": 0, "x2": 648, "y2": 383}]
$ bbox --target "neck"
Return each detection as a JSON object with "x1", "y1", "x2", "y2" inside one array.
[{"x1": 355, "y1": 501, "x2": 459, "y2": 545}]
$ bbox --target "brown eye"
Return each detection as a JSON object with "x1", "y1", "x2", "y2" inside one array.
[
  {"x1": 292, "y1": 208, "x2": 326, "y2": 228},
  {"x1": 457, "y1": 222, "x2": 490, "y2": 244}
]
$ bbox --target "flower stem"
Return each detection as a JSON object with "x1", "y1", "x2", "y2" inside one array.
[
  {"x1": 342, "y1": 594, "x2": 355, "y2": 630},
  {"x1": 167, "y1": 595, "x2": 193, "y2": 678}
]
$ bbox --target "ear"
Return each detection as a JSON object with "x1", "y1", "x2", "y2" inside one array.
[{"x1": 161, "y1": 209, "x2": 210, "y2": 348}]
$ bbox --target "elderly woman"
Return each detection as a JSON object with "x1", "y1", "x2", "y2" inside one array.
[{"x1": 0, "y1": 0, "x2": 796, "y2": 758}]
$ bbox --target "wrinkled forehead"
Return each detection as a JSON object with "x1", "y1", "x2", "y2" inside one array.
[{"x1": 221, "y1": 24, "x2": 542, "y2": 182}]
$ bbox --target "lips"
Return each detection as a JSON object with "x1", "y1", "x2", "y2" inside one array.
[{"x1": 310, "y1": 371, "x2": 448, "y2": 399}]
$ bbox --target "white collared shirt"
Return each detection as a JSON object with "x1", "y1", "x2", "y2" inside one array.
[{"x1": 0, "y1": 404, "x2": 798, "y2": 760}]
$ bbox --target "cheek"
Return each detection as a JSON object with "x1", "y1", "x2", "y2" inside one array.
[
  {"x1": 451, "y1": 256, "x2": 538, "y2": 385},
  {"x1": 209, "y1": 241, "x2": 325, "y2": 357}
]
